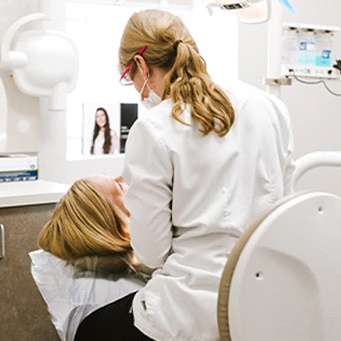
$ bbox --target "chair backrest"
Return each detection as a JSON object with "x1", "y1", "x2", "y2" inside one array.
[{"x1": 217, "y1": 190, "x2": 341, "y2": 341}]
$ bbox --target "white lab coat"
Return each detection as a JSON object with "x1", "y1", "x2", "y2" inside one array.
[{"x1": 122, "y1": 81, "x2": 295, "y2": 341}]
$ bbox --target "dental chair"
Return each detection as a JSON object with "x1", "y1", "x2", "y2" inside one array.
[{"x1": 217, "y1": 151, "x2": 341, "y2": 341}]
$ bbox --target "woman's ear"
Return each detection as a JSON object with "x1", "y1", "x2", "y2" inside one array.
[{"x1": 134, "y1": 55, "x2": 149, "y2": 78}]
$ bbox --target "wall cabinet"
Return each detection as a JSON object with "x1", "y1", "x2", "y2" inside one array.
[{"x1": 0, "y1": 204, "x2": 60, "y2": 341}]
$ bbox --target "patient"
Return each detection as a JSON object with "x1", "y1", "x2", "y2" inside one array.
[
  {"x1": 32, "y1": 174, "x2": 151, "y2": 341},
  {"x1": 38, "y1": 174, "x2": 152, "y2": 277}
]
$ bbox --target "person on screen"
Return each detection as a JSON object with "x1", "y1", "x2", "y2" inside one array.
[{"x1": 90, "y1": 107, "x2": 118, "y2": 155}]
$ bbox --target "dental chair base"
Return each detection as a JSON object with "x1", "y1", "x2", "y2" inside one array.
[{"x1": 218, "y1": 191, "x2": 341, "y2": 341}]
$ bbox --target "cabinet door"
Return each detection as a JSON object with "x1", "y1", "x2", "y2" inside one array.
[{"x1": 0, "y1": 204, "x2": 60, "y2": 341}]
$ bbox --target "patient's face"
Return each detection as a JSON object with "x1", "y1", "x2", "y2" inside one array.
[{"x1": 86, "y1": 174, "x2": 129, "y2": 217}]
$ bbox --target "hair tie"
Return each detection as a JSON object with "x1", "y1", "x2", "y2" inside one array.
[{"x1": 173, "y1": 39, "x2": 183, "y2": 51}]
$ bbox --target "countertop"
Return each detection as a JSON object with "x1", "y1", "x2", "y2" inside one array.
[{"x1": 0, "y1": 180, "x2": 70, "y2": 208}]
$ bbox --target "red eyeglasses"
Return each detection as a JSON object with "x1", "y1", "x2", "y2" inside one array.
[{"x1": 119, "y1": 45, "x2": 147, "y2": 86}]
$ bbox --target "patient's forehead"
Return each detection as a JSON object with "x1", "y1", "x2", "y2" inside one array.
[
  {"x1": 83, "y1": 173, "x2": 130, "y2": 226},
  {"x1": 85, "y1": 173, "x2": 111, "y2": 193}
]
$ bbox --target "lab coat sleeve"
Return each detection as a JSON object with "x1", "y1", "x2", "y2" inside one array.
[
  {"x1": 283, "y1": 125, "x2": 296, "y2": 195},
  {"x1": 122, "y1": 118, "x2": 173, "y2": 269},
  {"x1": 276, "y1": 97, "x2": 296, "y2": 195}
]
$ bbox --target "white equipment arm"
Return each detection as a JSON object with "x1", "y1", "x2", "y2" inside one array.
[{"x1": 293, "y1": 151, "x2": 341, "y2": 187}]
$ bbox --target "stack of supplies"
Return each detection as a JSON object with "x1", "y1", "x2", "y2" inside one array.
[{"x1": 0, "y1": 154, "x2": 38, "y2": 182}]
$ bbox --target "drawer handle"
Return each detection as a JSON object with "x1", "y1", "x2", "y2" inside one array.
[{"x1": 0, "y1": 224, "x2": 4, "y2": 259}]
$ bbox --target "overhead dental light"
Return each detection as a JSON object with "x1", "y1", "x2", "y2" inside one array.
[
  {"x1": 204, "y1": 0, "x2": 296, "y2": 23},
  {"x1": 207, "y1": 0, "x2": 265, "y2": 10}
]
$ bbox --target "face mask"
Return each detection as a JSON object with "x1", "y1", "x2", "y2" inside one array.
[
  {"x1": 139, "y1": 70, "x2": 162, "y2": 109},
  {"x1": 142, "y1": 86, "x2": 162, "y2": 109}
]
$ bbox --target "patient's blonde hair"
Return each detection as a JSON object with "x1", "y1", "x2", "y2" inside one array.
[
  {"x1": 119, "y1": 9, "x2": 235, "y2": 137},
  {"x1": 38, "y1": 179, "x2": 145, "y2": 274}
]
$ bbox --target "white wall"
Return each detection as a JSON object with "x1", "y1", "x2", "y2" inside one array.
[
  {"x1": 238, "y1": 0, "x2": 341, "y2": 196},
  {"x1": 0, "y1": 0, "x2": 123, "y2": 183},
  {"x1": 0, "y1": 1, "x2": 238, "y2": 185},
  {"x1": 2, "y1": 1, "x2": 341, "y2": 192},
  {"x1": 65, "y1": 2, "x2": 238, "y2": 158}
]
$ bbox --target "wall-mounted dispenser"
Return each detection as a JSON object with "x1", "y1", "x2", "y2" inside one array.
[
  {"x1": 281, "y1": 22, "x2": 340, "y2": 79},
  {"x1": 204, "y1": 0, "x2": 296, "y2": 23}
]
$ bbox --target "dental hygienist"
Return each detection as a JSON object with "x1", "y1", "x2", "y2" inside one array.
[{"x1": 75, "y1": 8, "x2": 295, "y2": 341}]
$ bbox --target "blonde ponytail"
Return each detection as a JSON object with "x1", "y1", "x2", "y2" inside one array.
[
  {"x1": 164, "y1": 40, "x2": 234, "y2": 136},
  {"x1": 119, "y1": 9, "x2": 235, "y2": 137}
]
